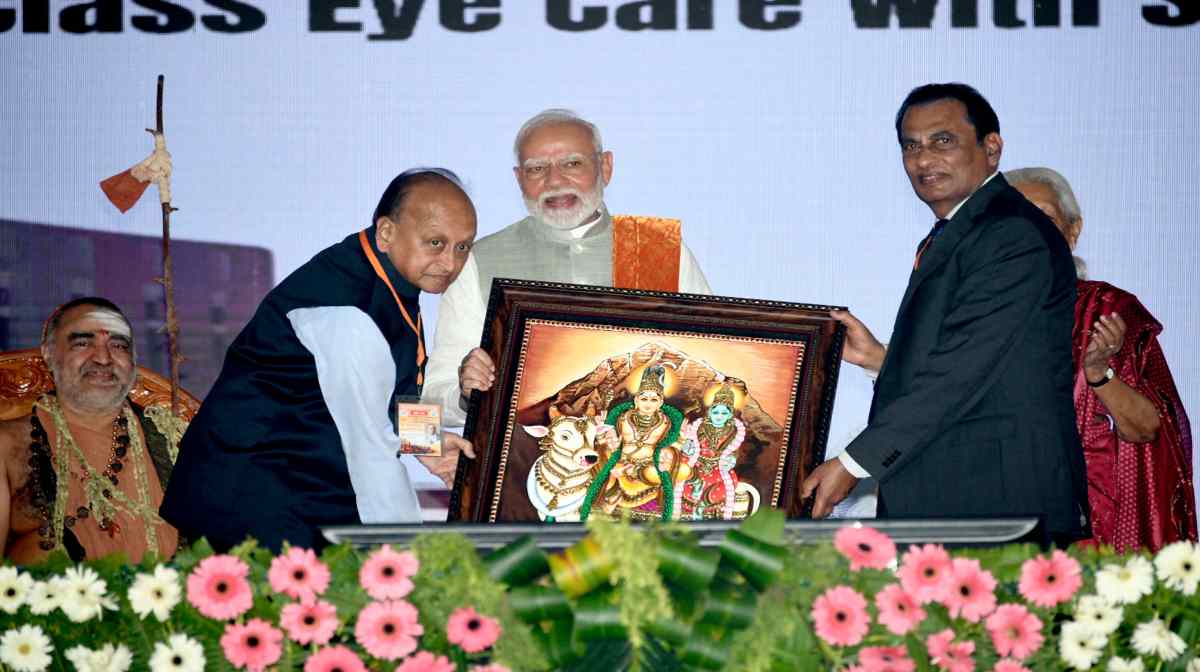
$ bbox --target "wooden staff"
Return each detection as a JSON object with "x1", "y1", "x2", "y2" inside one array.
[{"x1": 150, "y1": 75, "x2": 183, "y2": 417}]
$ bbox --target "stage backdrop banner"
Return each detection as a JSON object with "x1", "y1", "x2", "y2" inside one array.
[{"x1": 1, "y1": 2, "x2": 1196, "y2": 504}]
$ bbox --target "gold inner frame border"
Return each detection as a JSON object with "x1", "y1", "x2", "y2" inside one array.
[{"x1": 488, "y1": 318, "x2": 807, "y2": 522}]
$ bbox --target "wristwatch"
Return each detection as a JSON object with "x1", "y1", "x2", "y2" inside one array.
[{"x1": 1087, "y1": 367, "x2": 1115, "y2": 388}]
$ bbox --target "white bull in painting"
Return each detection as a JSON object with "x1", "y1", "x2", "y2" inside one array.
[{"x1": 523, "y1": 414, "x2": 603, "y2": 522}]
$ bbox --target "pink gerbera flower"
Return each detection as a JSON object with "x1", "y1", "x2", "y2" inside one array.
[
  {"x1": 926, "y1": 629, "x2": 954, "y2": 658},
  {"x1": 897, "y1": 544, "x2": 954, "y2": 605},
  {"x1": 874, "y1": 583, "x2": 926, "y2": 635},
  {"x1": 446, "y1": 606, "x2": 502, "y2": 653},
  {"x1": 395, "y1": 651, "x2": 455, "y2": 672},
  {"x1": 1018, "y1": 550, "x2": 1082, "y2": 607},
  {"x1": 993, "y1": 660, "x2": 1031, "y2": 672},
  {"x1": 360, "y1": 545, "x2": 420, "y2": 600},
  {"x1": 220, "y1": 618, "x2": 283, "y2": 672},
  {"x1": 810, "y1": 585, "x2": 870, "y2": 647},
  {"x1": 985, "y1": 604, "x2": 1044, "y2": 660},
  {"x1": 269, "y1": 547, "x2": 331, "y2": 603},
  {"x1": 926, "y1": 629, "x2": 975, "y2": 672},
  {"x1": 281, "y1": 600, "x2": 339, "y2": 646},
  {"x1": 355, "y1": 600, "x2": 424, "y2": 660},
  {"x1": 940, "y1": 558, "x2": 997, "y2": 623},
  {"x1": 834, "y1": 525, "x2": 898, "y2": 571},
  {"x1": 858, "y1": 645, "x2": 916, "y2": 672},
  {"x1": 186, "y1": 555, "x2": 253, "y2": 620},
  {"x1": 304, "y1": 645, "x2": 367, "y2": 672}
]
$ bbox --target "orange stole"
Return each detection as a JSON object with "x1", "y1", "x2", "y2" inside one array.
[{"x1": 610, "y1": 215, "x2": 682, "y2": 292}]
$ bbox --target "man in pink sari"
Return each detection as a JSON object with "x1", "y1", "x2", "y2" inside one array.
[{"x1": 1007, "y1": 167, "x2": 1196, "y2": 552}]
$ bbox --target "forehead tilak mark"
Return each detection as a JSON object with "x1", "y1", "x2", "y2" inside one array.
[{"x1": 69, "y1": 310, "x2": 132, "y2": 339}]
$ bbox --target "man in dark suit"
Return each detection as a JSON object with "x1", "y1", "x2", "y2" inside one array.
[{"x1": 802, "y1": 83, "x2": 1090, "y2": 541}]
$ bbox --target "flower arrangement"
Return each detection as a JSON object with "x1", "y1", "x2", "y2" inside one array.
[
  {"x1": 2, "y1": 513, "x2": 1199, "y2": 671},
  {"x1": 722, "y1": 526, "x2": 1200, "y2": 671},
  {"x1": 0, "y1": 535, "x2": 535, "y2": 672}
]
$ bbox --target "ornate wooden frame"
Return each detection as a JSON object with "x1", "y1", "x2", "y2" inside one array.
[{"x1": 448, "y1": 280, "x2": 845, "y2": 523}]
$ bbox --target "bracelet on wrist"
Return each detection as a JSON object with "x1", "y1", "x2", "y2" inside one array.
[{"x1": 1087, "y1": 367, "x2": 1115, "y2": 388}]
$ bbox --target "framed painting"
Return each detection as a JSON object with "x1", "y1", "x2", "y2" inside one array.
[{"x1": 448, "y1": 280, "x2": 845, "y2": 523}]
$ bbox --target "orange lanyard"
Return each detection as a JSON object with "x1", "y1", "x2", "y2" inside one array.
[{"x1": 358, "y1": 230, "x2": 425, "y2": 386}]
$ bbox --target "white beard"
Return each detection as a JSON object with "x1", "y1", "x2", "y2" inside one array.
[
  {"x1": 525, "y1": 180, "x2": 606, "y2": 231},
  {"x1": 50, "y1": 357, "x2": 135, "y2": 414}
]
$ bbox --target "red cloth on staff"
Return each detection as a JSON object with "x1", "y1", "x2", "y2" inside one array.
[
  {"x1": 1074, "y1": 280, "x2": 1197, "y2": 552},
  {"x1": 99, "y1": 168, "x2": 150, "y2": 213}
]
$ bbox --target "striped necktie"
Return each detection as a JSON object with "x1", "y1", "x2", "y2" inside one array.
[{"x1": 914, "y1": 218, "x2": 950, "y2": 270}]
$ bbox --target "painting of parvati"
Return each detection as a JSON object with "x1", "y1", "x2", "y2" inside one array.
[{"x1": 497, "y1": 319, "x2": 805, "y2": 523}]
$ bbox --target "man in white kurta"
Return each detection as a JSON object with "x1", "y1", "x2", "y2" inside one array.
[{"x1": 423, "y1": 109, "x2": 711, "y2": 425}]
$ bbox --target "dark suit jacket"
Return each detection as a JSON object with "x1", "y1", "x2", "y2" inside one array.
[{"x1": 845, "y1": 175, "x2": 1090, "y2": 538}]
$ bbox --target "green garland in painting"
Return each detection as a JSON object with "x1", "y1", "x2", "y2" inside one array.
[{"x1": 578, "y1": 400, "x2": 683, "y2": 521}]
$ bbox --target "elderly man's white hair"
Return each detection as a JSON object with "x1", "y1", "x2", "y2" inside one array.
[
  {"x1": 1004, "y1": 167, "x2": 1082, "y2": 223},
  {"x1": 1006, "y1": 166, "x2": 1088, "y2": 279},
  {"x1": 513, "y1": 109, "x2": 604, "y2": 161}
]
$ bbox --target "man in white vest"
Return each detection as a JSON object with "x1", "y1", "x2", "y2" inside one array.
[{"x1": 422, "y1": 109, "x2": 712, "y2": 426}]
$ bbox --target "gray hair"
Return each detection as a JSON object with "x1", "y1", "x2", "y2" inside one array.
[
  {"x1": 513, "y1": 109, "x2": 604, "y2": 162},
  {"x1": 1006, "y1": 167, "x2": 1088, "y2": 280},
  {"x1": 42, "y1": 297, "x2": 133, "y2": 350},
  {"x1": 1004, "y1": 167, "x2": 1082, "y2": 223}
]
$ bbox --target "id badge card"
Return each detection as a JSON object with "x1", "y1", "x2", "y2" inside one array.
[{"x1": 396, "y1": 398, "x2": 442, "y2": 457}]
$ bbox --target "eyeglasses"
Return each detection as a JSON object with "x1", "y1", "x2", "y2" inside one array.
[{"x1": 518, "y1": 153, "x2": 599, "y2": 181}]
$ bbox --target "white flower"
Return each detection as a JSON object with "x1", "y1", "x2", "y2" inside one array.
[
  {"x1": 1154, "y1": 542, "x2": 1200, "y2": 595},
  {"x1": 148, "y1": 634, "x2": 205, "y2": 672},
  {"x1": 58, "y1": 566, "x2": 115, "y2": 623},
  {"x1": 1107, "y1": 657, "x2": 1146, "y2": 672},
  {"x1": 127, "y1": 566, "x2": 181, "y2": 621},
  {"x1": 1060, "y1": 620, "x2": 1106, "y2": 670},
  {"x1": 26, "y1": 579, "x2": 63, "y2": 615},
  {"x1": 65, "y1": 643, "x2": 133, "y2": 672},
  {"x1": 1187, "y1": 657, "x2": 1200, "y2": 672},
  {"x1": 1075, "y1": 594, "x2": 1123, "y2": 635},
  {"x1": 1131, "y1": 618, "x2": 1186, "y2": 661},
  {"x1": 1096, "y1": 556, "x2": 1155, "y2": 604},
  {"x1": 0, "y1": 625, "x2": 54, "y2": 672},
  {"x1": 0, "y1": 567, "x2": 34, "y2": 614}
]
